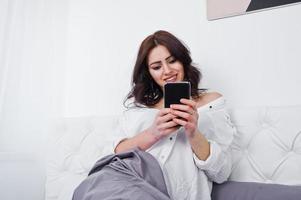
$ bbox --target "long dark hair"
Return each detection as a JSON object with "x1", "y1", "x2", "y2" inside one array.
[{"x1": 124, "y1": 30, "x2": 205, "y2": 108}]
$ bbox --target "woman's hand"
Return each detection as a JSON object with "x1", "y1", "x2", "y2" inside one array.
[
  {"x1": 115, "y1": 108, "x2": 179, "y2": 153},
  {"x1": 170, "y1": 98, "x2": 199, "y2": 138},
  {"x1": 147, "y1": 108, "x2": 180, "y2": 140}
]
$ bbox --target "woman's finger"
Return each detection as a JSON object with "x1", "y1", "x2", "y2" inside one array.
[
  {"x1": 171, "y1": 109, "x2": 191, "y2": 120},
  {"x1": 158, "y1": 108, "x2": 171, "y2": 116},
  {"x1": 159, "y1": 120, "x2": 178, "y2": 130},
  {"x1": 160, "y1": 126, "x2": 180, "y2": 137},
  {"x1": 170, "y1": 104, "x2": 189, "y2": 111},
  {"x1": 172, "y1": 117, "x2": 187, "y2": 126},
  {"x1": 170, "y1": 104, "x2": 194, "y2": 114},
  {"x1": 158, "y1": 113, "x2": 176, "y2": 124},
  {"x1": 180, "y1": 98, "x2": 197, "y2": 109}
]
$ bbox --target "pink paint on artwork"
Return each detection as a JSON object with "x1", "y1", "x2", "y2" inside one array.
[{"x1": 207, "y1": 0, "x2": 251, "y2": 20}]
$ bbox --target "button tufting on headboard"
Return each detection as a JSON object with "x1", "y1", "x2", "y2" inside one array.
[{"x1": 228, "y1": 106, "x2": 301, "y2": 185}]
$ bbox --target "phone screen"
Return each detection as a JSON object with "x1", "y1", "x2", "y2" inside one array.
[{"x1": 164, "y1": 82, "x2": 191, "y2": 108}]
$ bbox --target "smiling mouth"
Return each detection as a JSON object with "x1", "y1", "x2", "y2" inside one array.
[{"x1": 164, "y1": 75, "x2": 177, "y2": 83}]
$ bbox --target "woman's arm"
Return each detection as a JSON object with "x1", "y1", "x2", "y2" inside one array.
[
  {"x1": 171, "y1": 92, "x2": 223, "y2": 161},
  {"x1": 115, "y1": 108, "x2": 179, "y2": 154},
  {"x1": 192, "y1": 97, "x2": 235, "y2": 183},
  {"x1": 187, "y1": 130, "x2": 210, "y2": 160},
  {"x1": 172, "y1": 102, "x2": 211, "y2": 160},
  {"x1": 170, "y1": 98, "x2": 211, "y2": 160},
  {"x1": 114, "y1": 128, "x2": 158, "y2": 153}
]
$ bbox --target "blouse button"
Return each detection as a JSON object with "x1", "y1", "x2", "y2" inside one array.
[
  {"x1": 169, "y1": 137, "x2": 173, "y2": 141},
  {"x1": 209, "y1": 106, "x2": 212, "y2": 109}
]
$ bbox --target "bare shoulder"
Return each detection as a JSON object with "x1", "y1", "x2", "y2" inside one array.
[{"x1": 196, "y1": 91, "x2": 223, "y2": 108}]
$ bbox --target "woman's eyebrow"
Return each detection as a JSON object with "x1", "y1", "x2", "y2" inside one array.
[
  {"x1": 149, "y1": 55, "x2": 173, "y2": 66},
  {"x1": 165, "y1": 55, "x2": 173, "y2": 60},
  {"x1": 149, "y1": 60, "x2": 161, "y2": 66}
]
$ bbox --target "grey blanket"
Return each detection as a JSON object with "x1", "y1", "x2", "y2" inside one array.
[{"x1": 72, "y1": 148, "x2": 171, "y2": 200}]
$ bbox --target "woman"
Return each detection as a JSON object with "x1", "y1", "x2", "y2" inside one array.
[{"x1": 112, "y1": 30, "x2": 236, "y2": 200}]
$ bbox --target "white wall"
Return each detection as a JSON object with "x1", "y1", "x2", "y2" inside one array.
[
  {"x1": 63, "y1": 0, "x2": 301, "y2": 117},
  {"x1": 199, "y1": 4, "x2": 301, "y2": 108}
]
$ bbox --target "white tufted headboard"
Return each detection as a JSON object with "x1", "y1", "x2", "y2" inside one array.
[
  {"x1": 46, "y1": 115, "x2": 119, "y2": 200},
  {"x1": 45, "y1": 106, "x2": 301, "y2": 200},
  {"x1": 228, "y1": 106, "x2": 301, "y2": 185}
]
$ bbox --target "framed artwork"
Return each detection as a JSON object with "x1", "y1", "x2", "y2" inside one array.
[{"x1": 207, "y1": 0, "x2": 301, "y2": 20}]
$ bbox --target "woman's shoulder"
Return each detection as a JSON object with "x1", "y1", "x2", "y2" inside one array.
[{"x1": 196, "y1": 91, "x2": 223, "y2": 108}]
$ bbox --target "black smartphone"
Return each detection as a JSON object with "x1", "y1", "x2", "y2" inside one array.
[{"x1": 164, "y1": 82, "x2": 191, "y2": 108}]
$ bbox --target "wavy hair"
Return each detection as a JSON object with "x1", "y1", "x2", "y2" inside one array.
[{"x1": 124, "y1": 30, "x2": 205, "y2": 108}]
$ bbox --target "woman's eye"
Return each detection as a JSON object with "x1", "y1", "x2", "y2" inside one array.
[
  {"x1": 169, "y1": 58, "x2": 176, "y2": 64},
  {"x1": 152, "y1": 66, "x2": 161, "y2": 70}
]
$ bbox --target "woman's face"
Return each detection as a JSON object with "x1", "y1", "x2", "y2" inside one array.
[{"x1": 147, "y1": 45, "x2": 184, "y2": 89}]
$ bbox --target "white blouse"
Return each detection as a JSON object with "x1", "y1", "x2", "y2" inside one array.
[{"x1": 111, "y1": 96, "x2": 236, "y2": 200}]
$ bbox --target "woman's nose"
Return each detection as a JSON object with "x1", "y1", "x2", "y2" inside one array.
[{"x1": 163, "y1": 63, "x2": 172, "y2": 74}]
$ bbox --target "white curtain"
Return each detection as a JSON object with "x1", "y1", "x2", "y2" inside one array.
[
  {"x1": 0, "y1": 0, "x2": 68, "y2": 154},
  {"x1": 0, "y1": 0, "x2": 139, "y2": 156}
]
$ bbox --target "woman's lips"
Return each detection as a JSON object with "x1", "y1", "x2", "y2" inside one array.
[{"x1": 164, "y1": 75, "x2": 177, "y2": 82}]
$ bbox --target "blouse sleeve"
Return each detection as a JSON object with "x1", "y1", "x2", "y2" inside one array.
[
  {"x1": 193, "y1": 97, "x2": 236, "y2": 183},
  {"x1": 101, "y1": 111, "x2": 130, "y2": 155},
  {"x1": 106, "y1": 108, "x2": 151, "y2": 154}
]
